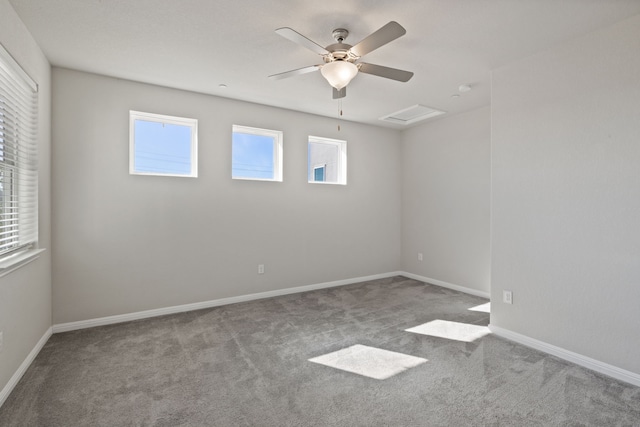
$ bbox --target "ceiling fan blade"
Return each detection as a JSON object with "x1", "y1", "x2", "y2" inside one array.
[
  {"x1": 349, "y1": 21, "x2": 406, "y2": 57},
  {"x1": 333, "y1": 87, "x2": 346, "y2": 99},
  {"x1": 275, "y1": 27, "x2": 329, "y2": 55},
  {"x1": 268, "y1": 65, "x2": 322, "y2": 80},
  {"x1": 358, "y1": 63, "x2": 413, "y2": 82}
]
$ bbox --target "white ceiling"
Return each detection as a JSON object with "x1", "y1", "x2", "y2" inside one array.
[{"x1": 9, "y1": 0, "x2": 640, "y2": 129}]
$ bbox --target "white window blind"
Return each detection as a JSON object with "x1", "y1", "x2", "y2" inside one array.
[{"x1": 0, "y1": 44, "x2": 38, "y2": 259}]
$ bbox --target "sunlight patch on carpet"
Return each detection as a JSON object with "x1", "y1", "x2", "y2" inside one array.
[
  {"x1": 468, "y1": 302, "x2": 491, "y2": 313},
  {"x1": 308, "y1": 344, "x2": 427, "y2": 380},
  {"x1": 405, "y1": 319, "x2": 491, "y2": 342}
]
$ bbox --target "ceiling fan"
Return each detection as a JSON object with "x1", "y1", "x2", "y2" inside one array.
[{"x1": 268, "y1": 21, "x2": 414, "y2": 99}]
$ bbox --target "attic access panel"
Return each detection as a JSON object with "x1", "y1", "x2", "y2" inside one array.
[{"x1": 379, "y1": 104, "x2": 446, "y2": 125}]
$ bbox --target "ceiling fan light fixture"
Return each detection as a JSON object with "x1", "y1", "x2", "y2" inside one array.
[{"x1": 321, "y1": 60, "x2": 358, "y2": 90}]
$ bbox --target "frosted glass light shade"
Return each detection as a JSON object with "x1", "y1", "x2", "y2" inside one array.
[{"x1": 320, "y1": 61, "x2": 358, "y2": 90}]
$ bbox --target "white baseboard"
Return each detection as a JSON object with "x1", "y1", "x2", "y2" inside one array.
[
  {"x1": 489, "y1": 324, "x2": 640, "y2": 387},
  {"x1": 53, "y1": 271, "x2": 404, "y2": 333},
  {"x1": 0, "y1": 327, "x2": 52, "y2": 409},
  {"x1": 399, "y1": 271, "x2": 490, "y2": 299}
]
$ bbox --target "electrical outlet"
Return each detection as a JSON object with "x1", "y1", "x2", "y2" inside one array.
[
  {"x1": 503, "y1": 290, "x2": 513, "y2": 304},
  {"x1": 258, "y1": 264, "x2": 264, "y2": 274},
  {"x1": 418, "y1": 253, "x2": 423, "y2": 261},
  {"x1": 0, "y1": 331, "x2": 3, "y2": 353}
]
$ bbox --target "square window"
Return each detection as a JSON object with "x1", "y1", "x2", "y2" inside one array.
[
  {"x1": 308, "y1": 136, "x2": 346, "y2": 185},
  {"x1": 232, "y1": 125, "x2": 283, "y2": 181},
  {"x1": 129, "y1": 111, "x2": 198, "y2": 177}
]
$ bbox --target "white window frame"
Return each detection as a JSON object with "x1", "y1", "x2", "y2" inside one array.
[
  {"x1": 129, "y1": 111, "x2": 198, "y2": 178},
  {"x1": 0, "y1": 43, "x2": 44, "y2": 274},
  {"x1": 308, "y1": 136, "x2": 347, "y2": 185},
  {"x1": 232, "y1": 124, "x2": 283, "y2": 182}
]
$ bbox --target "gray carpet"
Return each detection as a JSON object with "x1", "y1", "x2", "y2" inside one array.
[{"x1": 1, "y1": 276, "x2": 639, "y2": 426}]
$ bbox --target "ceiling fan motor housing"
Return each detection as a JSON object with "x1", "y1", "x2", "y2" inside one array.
[
  {"x1": 332, "y1": 28, "x2": 349, "y2": 43},
  {"x1": 325, "y1": 28, "x2": 359, "y2": 63}
]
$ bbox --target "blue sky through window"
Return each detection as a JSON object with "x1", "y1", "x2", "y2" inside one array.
[
  {"x1": 232, "y1": 132, "x2": 275, "y2": 179},
  {"x1": 134, "y1": 120, "x2": 193, "y2": 175}
]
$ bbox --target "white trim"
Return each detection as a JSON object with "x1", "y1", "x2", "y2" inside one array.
[
  {"x1": 53, "y1": 272, "x2": 403, "y2": 333},
  {"x1": 399, "y1": 271, "x2": 490, "y2": 299},
  {"x1": 0, "y1": 327, "x2": 52, "y2": 409},
  {"x1": 0, "y1": 248, "x2": 46, "y2": 278},
  {"x1": 489, "y1": 325, "x2": 640, "y2": 388},
  {"x1": 129, "y1": 110, "x2": 198, "y2": 178}
]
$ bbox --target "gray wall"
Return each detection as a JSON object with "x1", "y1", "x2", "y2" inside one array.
[
  {"x1": 7, "y1": 2, "x2": 638, "y2": 399},
  {"x1": 401, "y1": 107, "x2": 491, "y2": 294},
  {"x1": 51, "y1": 68, "x2": 402, "y2": 324},
  {"x1": 0, "y1": 0, "x2": 52, "y2": 395},
  {"x1": 491, "y1": 15, "x2": 640, "y2": 373}
]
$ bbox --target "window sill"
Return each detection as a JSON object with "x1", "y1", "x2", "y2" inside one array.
[
  {"x1": 307, "y1": 181, "x2": 347, "y2": 185},
  {"x1": 0, "y1": 248, "x2": 46, "y2": 278},
  {"x1": 232, "y1": 177, "x2": 282, "y2": 182}
]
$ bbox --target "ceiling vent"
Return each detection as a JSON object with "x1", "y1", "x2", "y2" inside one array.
[{"x1": 379, "y1": 104, "x2": 446, "y2": 125}]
